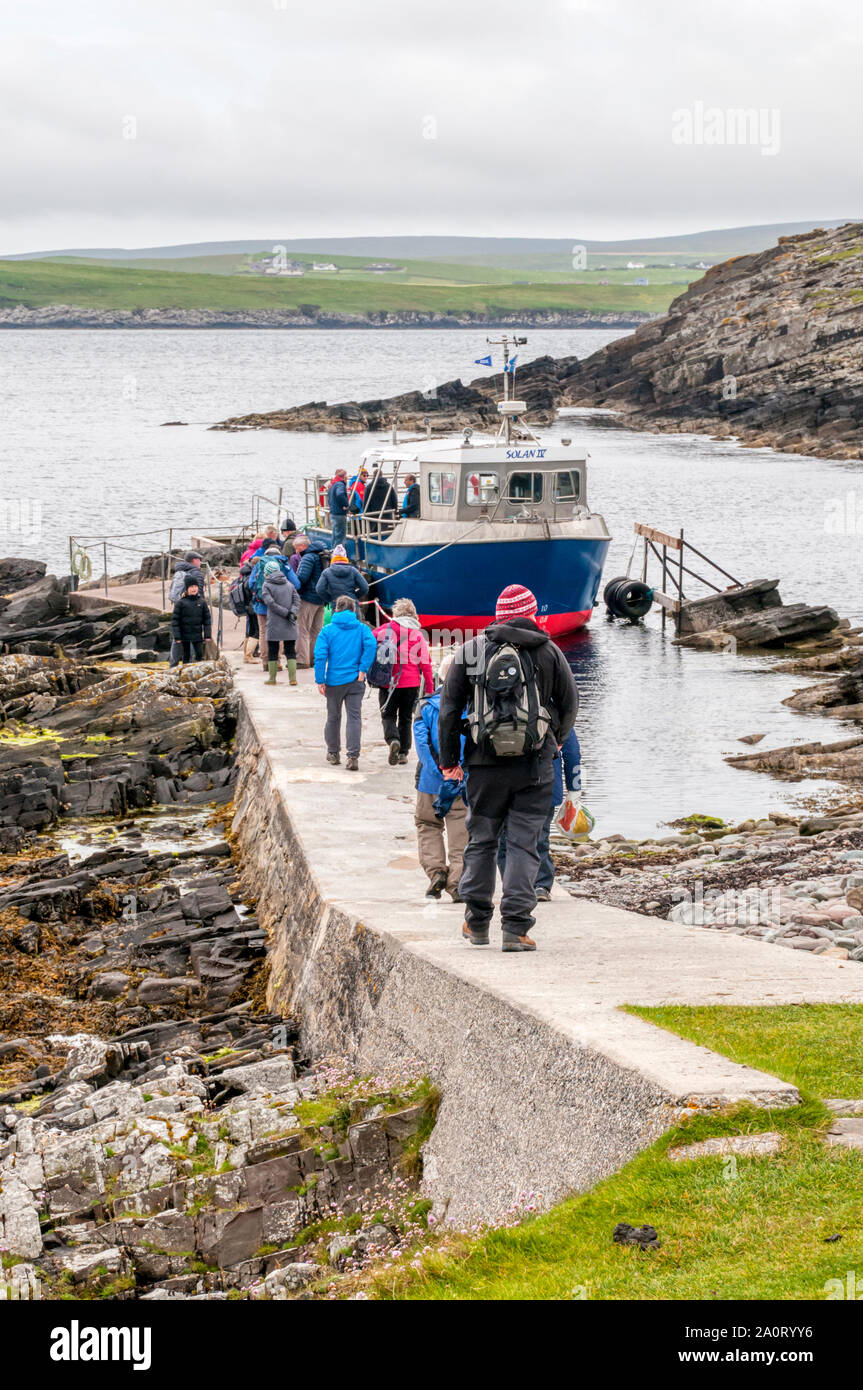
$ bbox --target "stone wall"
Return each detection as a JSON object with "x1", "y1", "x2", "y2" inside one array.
[{"x1": 231, "y1": 704, "x2": 680, "y2": 1226}]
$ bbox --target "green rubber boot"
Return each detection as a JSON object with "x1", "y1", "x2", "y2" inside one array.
[
  {"x1": 286, "y1": 659, "x2": 298, "y2": 686},
  {"x1": 265, "y1": 661, "x2": 278, "y2": 685}
]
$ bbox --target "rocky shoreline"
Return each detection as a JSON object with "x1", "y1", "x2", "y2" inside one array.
[
  {"x1": 0, "y1": 621, "x2": 438, "y2": 1299},
  {"x1": 564, "y1": 221, "x2": 863, "y2": 461},
  {"x1": 555, "y1": 805, "x2": 863, "y2": 962},
  {"x1": 0, "y1": 304, "x2": 651, "y2": 331},
  {"x1": 209, "y1": 222, "x2": 863, "y2": 463}
]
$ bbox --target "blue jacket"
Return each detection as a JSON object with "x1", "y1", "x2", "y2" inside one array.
[
  {"x1": 328, "y1": 479, "x2": 349, "y2": 518},
  {"x1": 553, "y1": 728, "x2": 582, "y2": 804},
  {"x1": 295, "y1": 541, "x2": 329, "y2": 605},
  {"x1": 314, "y1": 610, "x2": 377, "y2": 686},
  {"x1": 414, "y1": 692, "x2": 465, "y2": 795},
  {"x1": 249, "y1": 553, "x2": 299, "y2": 615}
]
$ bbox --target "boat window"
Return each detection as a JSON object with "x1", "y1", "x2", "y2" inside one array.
[
  {"x1": 428, "y1": 471, "x2": 457, "y2": 505},
  {"x1": 506, "y1": 471, "x2": 543, "y2": 504},
  {"x1": 465, "y1": 472, "x2": 499, "y2": 506},
  {"x1": 552, "y1": 469, "x2": 580, "y2": 502}
]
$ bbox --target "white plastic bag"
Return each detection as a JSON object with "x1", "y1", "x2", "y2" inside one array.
[{"x1": 555, "y1": 792, "x2": 595, "y2": 842}]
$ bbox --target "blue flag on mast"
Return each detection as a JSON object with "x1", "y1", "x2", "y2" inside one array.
[
  {"x1": 504, "y1": 355, "x2": 518, "y2": 373},
  {"x1": 474, "y1": 354, "x2": 492, "y2": 367}
]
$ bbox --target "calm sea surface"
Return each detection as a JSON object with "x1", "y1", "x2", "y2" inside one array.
[{"x1": 2, "y1": 327, "x2": 861, "y2": 835}]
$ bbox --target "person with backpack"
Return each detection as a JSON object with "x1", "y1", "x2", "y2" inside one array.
[
  {"x1": 438, "y1": 584, "x2": 578, "y2": 953},
  {"x1": 249, "y1": 545, "x2": 299, "y2": 671},
  {"x1": 169, "y1": 551, "x2": 203, "y2": 602},
  {"x1": 314, "y1": 596, "x2": 377, "y2": 771},
  {"x1": 315, "y1": 545, "x2": 369, "y2": 606},
  {"x1": 327, "y1": 469, "x2": 350, "y2": 547},
  {"x1": 414, "y1": 653, "x2": 467, "y2": 901},
  {"x1": 170, "y1": 575, "x2": 212, "y2": 665},
  {"x1": 372, "y1": 598, "x2": 433, "y2": 765},
  {"x1": 498, "y1": 726, "x2": 582, "y2": 901},
  {"x1": 261, "y1": 559, "x2": 301, "y2": 686},
  {"x1": 292, "y1": 534, "x2": 329, "y2": 667}
]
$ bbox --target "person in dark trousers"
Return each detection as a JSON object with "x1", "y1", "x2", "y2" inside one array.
[
  {"x1": 261, "y1": 559, "x2": 301, "y2": 685},
  {"x1": 327, "y1": 469, "x2": 350, "y2": 547},
  {"x1": 315, "y1": 545, "x2": 369, "y2": 605},
  {"x1": 292, "y1": 534, "x2": 329, "y2": 667},
  {"x1": 171, "y1": 577, "x2": 212, "y2": 665},
  {"x1": 498, "y1": 727, "x2": 582, "y2": 900},
  {"x1": 314, "y1": 596, "x2": 377, "y2": 771},
  {"x1": 402, "y1": 473, "x2": 421, "y2": 519},
  {"x1": 372, "y1": 598, "x2": 433, "y2": 764},
  {"x1": 438, "y1": 583, "x2": 578, "y2": 952}
]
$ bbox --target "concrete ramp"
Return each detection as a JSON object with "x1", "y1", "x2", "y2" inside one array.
[{"x1": 230, "y1": 659, "x2": 863, "y2": 1223}]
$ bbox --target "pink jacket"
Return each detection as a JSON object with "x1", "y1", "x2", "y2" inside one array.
[
  {"x1": 373, "y1": 618, "x2": 433, "y2": 692},
  {"x1": 240, "y1": 538, "x2": 265, "y2": 566}
]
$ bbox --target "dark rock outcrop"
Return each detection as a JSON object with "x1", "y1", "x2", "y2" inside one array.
[
  {"x1": 563, "y1": 221, "x2": 863, "y2": 460},
  {"x1": 0, "y1": 558, "x2": 47, "y2": 594},
  {"x1": 212, "y1": 353, "x2": 584, "y2": 434},
  {"x1": 0, "y1": 571, "x2": 174, "y2": 659}
]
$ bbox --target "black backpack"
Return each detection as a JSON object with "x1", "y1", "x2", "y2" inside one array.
[
  {"x1": 228, "y1": 576, "x2": 249, "y2": 617},
  {"x1": 468, "y1": 639, "x2": 550, "y2": 757},
  {"x1": 367, "y1": 622, "x2": 398, "y2": 690}
]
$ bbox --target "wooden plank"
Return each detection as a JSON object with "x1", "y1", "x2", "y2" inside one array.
[
  {"x1": 652, "y1": 590, "x2": 681, "y2": 613},
  {"x1": 635, "y1": 523, "x2": 683, "y2": 550}
]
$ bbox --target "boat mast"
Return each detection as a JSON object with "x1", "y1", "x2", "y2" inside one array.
[{"x1": 486, "y1": 333, "x2": 527, "y2": 443}]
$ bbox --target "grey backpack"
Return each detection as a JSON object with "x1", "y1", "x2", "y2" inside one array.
[{"x1": 468, "y1": 639, "x2": 550, "y2": 757}]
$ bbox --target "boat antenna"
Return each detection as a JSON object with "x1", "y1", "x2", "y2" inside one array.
[{"x1": 486, "y1": 333, "x2": 528, "y2": 442}]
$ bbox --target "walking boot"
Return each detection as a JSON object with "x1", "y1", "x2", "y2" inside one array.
[
  {"x1": 388, "y1": 739, "x2": 400, "y2": 766},
  {"x1": 265, "y1": 662, "x2": 278, "y2": 685},
  {"x1": 326, "y1": 752, "x2": 340, "y2": 765},
  {"x1": 461, "y1": 921, "x2": 489, "y2": 946},
  {"x1": 243, "y1": 638, "x2": 257, "y2": 664},
  {"x1": 286, "y1": 659, "x2": 298, "y2": 686},
  {"x1": 502, "y1": 931, "x2": 537, "y2": 952},
  {"x1": 346, "y1": 755, "x2": 359, "y2": 771},
  {"x1": 425, "y1": 872, "x2": 447, "y2": 900}
]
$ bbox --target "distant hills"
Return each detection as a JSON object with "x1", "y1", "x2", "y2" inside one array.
[
  {"x1": 1, "y1": 220, "x2": 858, "y2": 329},
  {"x1": 5, "y1": 220, "x2": 858, "y2": 263}
]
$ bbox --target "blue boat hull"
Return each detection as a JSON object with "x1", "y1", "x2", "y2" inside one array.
[{"x1": 311, "y1": 531, "x2": 611, "y2": 636}]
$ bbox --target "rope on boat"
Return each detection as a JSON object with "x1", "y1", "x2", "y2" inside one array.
[{"x1": 362, "y1": 518, "x2": 490, "y2": 587}]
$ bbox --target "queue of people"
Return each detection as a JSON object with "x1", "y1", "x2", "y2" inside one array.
[{"x1": 172, "y1": 498, "x2": 583, "y2": 954}]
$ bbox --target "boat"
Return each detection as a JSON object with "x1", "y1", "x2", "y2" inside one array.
[{"x1": 303, "y1": 338, "x2": 611, "y2": 638}]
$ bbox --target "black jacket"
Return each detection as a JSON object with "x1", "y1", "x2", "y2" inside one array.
[
  {"x1": 438, "y1": 618, "x2": 578, "y2": 768},
  {"x1": 315, "y1": 563, "x2": 369, "y2": 605},
  {"x1": 364, "y1": 477, "x2": 397, "y2": 517},
  {"x1": 171, "y1": 593, "x2": 212, "y2": 642}
]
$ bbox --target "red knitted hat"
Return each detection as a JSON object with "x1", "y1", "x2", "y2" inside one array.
[{"x1": 495, "y1": 584, "x2": 538, "y2": 621}]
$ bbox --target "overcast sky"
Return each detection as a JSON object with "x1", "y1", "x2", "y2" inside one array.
[{"x1": 1, "y1": 0, "x2": 861, "y2": 254}]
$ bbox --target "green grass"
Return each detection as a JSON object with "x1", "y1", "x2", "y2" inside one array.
[
  {"x1": 0, "y1": 257, "x2": 681, "y2": 318},
  {"x1": 626, "y1": 1004, "x2": 863, "y2": 1099},
  {"x1": 369, "y1": 1005, "x2": 863, "y2": 1301}
]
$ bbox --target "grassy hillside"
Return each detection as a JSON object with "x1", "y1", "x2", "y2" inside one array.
[{"x1": 0, "y1": 257, "x2": 681, "y2": 316}]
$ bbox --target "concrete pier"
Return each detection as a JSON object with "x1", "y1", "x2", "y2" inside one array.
[{"x1": 229, "y1": 657, "x2": 863, "y2": 1224}]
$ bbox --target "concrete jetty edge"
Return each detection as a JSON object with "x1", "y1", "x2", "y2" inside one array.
[{"x1": 229, "y1": 659, "x2": 863, "y2": 1224}]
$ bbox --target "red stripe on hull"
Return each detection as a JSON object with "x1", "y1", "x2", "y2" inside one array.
[{"x1": 416, "y1": 609, "x2": 593, "y2": 638}]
